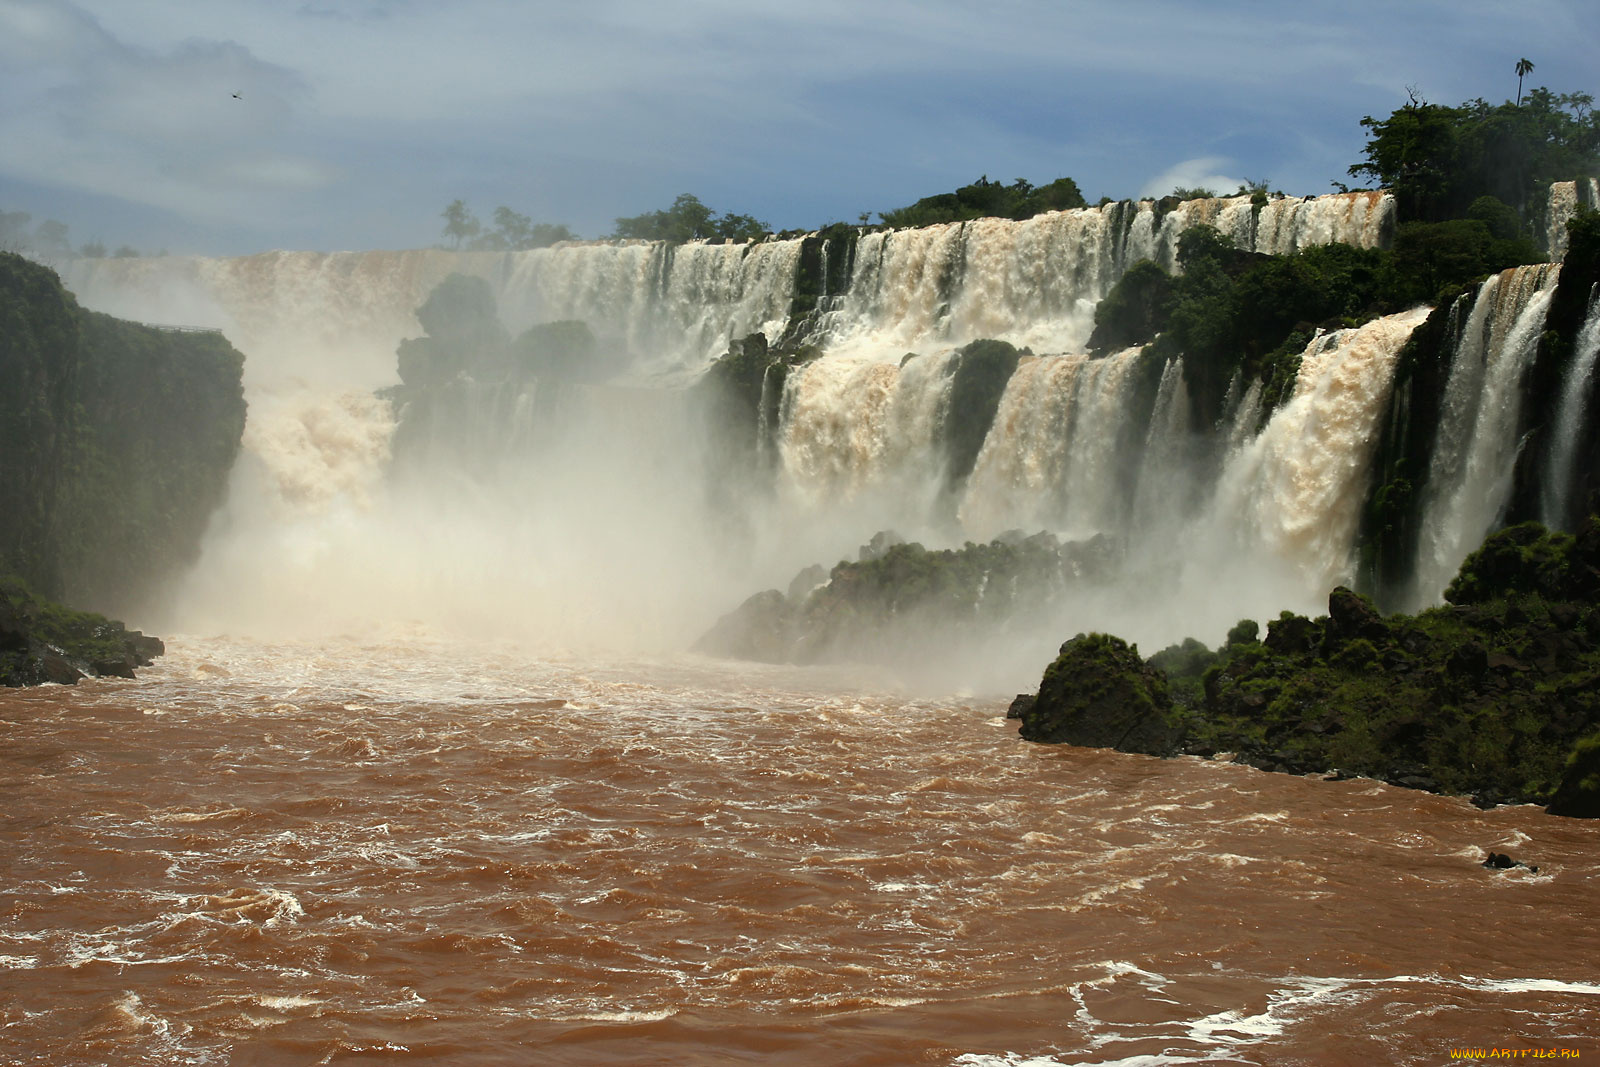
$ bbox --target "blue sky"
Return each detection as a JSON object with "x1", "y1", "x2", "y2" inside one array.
[{"x1": 1, "y1": 0, "x2": 1595, "y2": 255}]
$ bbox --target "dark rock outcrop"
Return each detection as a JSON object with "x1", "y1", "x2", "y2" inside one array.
[
  {"x1": 1546, "y1": 732, "x2": 1600, "y2": 818},
  {"x1": 0, "y1": 252, "x2": 246, "y2": 616},
  {"x1": 1018, "y1": 633, "x2": 1184, "y2": 755},
  {"x1": 1016, "y1": 521, "x2": 1600, "y2": 817},
  {"x1": 693, "y1": 589, "x2": 796, "y2": 664},
  {"x1": 0, "y1": 579, "x2": 164, "y2": 687}
]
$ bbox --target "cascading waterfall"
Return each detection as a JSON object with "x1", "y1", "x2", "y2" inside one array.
[
  {"x1": 1412, "y1": 264, "x2": 1562, "y2": 606},
  {"x1": 814, "y1": 192, "x2": 1393, "y2": 358},
  {"x1": 1253, "y1": 191, "x2": 1393, "y2": 255},
  {"x1": 496, "y1": 239, "x2": 806, "y2": 376},
  {"x1": 819, "y1": 210, "x2": 1131, "y2": 357},
  {"x1": 61, "y1": 189, "x2": 1393, "y2": 385},
  {"x1": 957, "y1": 350, "x2": 1146, "y2": 541},
  {"x1": 776, "y1": 350, "x2": 957, "y2": 516},
  {"x1": 1204, "y1": 308, "x2": 1431, "y2": 594},
  {"x1": 64, "y1": 239, "x2": 809, "y2": 386},
  {"x1": 51, "y1": 187, "x2": 1456, "y2": 661},
  {"x1": 1546, "y1": 178, "x2": 1599, "y2": 260},
  {"x1": 1127, "y1": 357, "x2": 1193, "y2": 539},
  {"x1": 768, "y1": 305, "x2": 1426, "y2": 642},
  {"x1": 1541, "y1": 286, "x2": 1600, "y2": 528}
]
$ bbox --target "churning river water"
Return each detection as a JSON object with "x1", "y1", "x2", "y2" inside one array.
[{"x1": 1, "y1": 635, "x2": 1597, "y2": 1066}]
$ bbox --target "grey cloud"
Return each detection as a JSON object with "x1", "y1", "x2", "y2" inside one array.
[{"x1": 0, "y1": 0, "x2": 327, "y2": 223}]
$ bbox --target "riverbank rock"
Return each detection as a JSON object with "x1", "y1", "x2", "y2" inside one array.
[
  {"x1": 1014, "y1": 519, "x2": 1600, "y2": 817},
  {"x1": 1018, "y1": 633, "x2": 1184, "y2": 755},
  {"x1": 1546, "y1": 733, "x2": 1600, "y2": 818},
  {"x1": 0, "y1": 579, "x2": 164, "y2": 687},
  {"x1": 693, "y1": 589, "x2": 796, "y2": 664}
]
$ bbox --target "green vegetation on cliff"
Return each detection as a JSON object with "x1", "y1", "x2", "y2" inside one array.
[
  {"x1": 1089, "y1": 227, "x2": 1393, "y2": 423},
  {"x1": 613, "y1": 194, "x2": 769, "y2": 243},
  {"x1": 877, "y1": 175, "x2": 1088, "y2": 228},
  {"x1": 1016, "y1": 517, "x2": 1600, "y2": 817},
  {"x1": 1349, "y1": 87, "x2": 1599, "y2": 226},
  {"x1": 0, "y1": 252, "x2": 246, "y2": 615},
  {"x1": 0, "y1": 576, "x2": 164, "y2": 686}
]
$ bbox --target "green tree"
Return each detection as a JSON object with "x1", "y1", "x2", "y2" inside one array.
[
  {"x1": 31, "y1": 220, "x2": 71, "y2": 264},
  {"x1": 1349, "y1": 93, "x2": 1463, "y2": 222},
  {"x1": 0, "y1": 210, "x2": 32, "y2": 253},
  {"x1": 527, "y1": 222, "x2": 576, "y2": 248},
  {"x1": 612, "y1": 194, "x2": 768, "y2": 243},
  {"x1": 1350, "y1": 85, "x2": 1599, "y2": 224},
  {"x1": 441, "y1": 199, "x2": 481, "y2": 249},
  {"x1": 1516, "y1": 58, "x2": 1534, "y2": 106},
  {"x1": 877, "y1": 175, "x2": 1087, "y2": 227},
  {"x1": 488, "y1": 206, "x2": 532, "y2": 249}
]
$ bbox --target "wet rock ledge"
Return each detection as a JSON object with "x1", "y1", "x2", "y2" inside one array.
[
  {"x1": 1013, "y1": 518, "x2": 1600, "y2": 820},
  {"x1": 0, "y1": 579, "x2": 164, "y2": 687}
]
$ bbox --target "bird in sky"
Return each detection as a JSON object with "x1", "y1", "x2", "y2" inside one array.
[{"x1": 232, "y1": 92, "x2": 241, "y2": 99}]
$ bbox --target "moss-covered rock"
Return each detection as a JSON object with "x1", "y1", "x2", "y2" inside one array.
[
  {"x1": 942, "y1": 339, "x2": 1022, "y2": 488},
  {"x1": 1019, "y1": 633, "x2": 1184, "y2": 754},
  {"x1": 0, "y1": 577, "x2": 163, "y2": 687},
  {"x1": 1547, "y1": 732, "x2": 1600, "y2": 817},
  {"x1": 694, "y1": 531, "x2": 1116, "y2": 666},
  {"x1": 1017, "y1": 519, "x2": 1600, "y2": 816},
  {"x1": 693, "y1": 589, "x2": 797, "y2": 664},
  {"x1": 511, "y1": 319, "x2": 605, "y2": 383},
  {"x1": 396, "y1": 273, "x2": 510, "y2": 386}
]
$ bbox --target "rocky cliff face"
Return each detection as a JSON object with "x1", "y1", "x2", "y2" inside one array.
[
  {"x1": 1014, "y1": 518, "x2": 1600, "y2": 818},
  {"x1": 0, "y1": 252, "x2": 246, "y2": 617}
]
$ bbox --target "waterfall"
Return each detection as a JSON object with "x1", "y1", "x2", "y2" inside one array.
[
  {"x1": 63, "y1": 239, "x2": 808, "y2": 388},
  {"x1": 1541, "y1": 286, "x2": 1600, "y2": 528},
  {"x1": 811, "y1": 191, "x2": 1392, "y2": 359},
  {"x1": 1254, "y1": 191, "x2": 1393, "y2": 255},
  {"x1": 957, "y1": 351, "x2": 1145, "y2": 541},
  {"x1": 819, "y1": 209, "x2": 1130, "y2": 357},
  {"x1": 1206, "y1": 308, "x2": 1431, "y2": 593},
  {"x1": 1128, "y1": 357, "x2": 1192, "y2": 539},
  {"x1": 1546, "y1": 179, "x2": 1600, "y2": 260},
  {"x1": 776, "y1": 351, "x2": 957, "y2": 514},
  {"x1": 60, "y1": 190, "x2": 1392, "y2": 384},
  {"x1": 49, "y1": 188, "x2": 1443, "y2": 654},
  {"x1": 1412, "y1": 264, "x2": 1561, "y2": 605}
]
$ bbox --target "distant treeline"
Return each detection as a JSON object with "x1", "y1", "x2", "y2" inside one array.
[{"x1": 0, "y1": 210, "x2": 151, "y2": 262}]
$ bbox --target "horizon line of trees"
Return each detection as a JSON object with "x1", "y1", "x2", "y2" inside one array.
[{"x1": 0, "y1": 211, "x2": 149, "y2": 264}]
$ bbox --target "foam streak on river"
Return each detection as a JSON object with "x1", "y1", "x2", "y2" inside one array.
[{"x1": 1, "y1": 637, "x2": 1597, "y2": 1066}]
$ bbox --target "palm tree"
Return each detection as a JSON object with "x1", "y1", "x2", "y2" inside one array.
[{"x1": 1516, "y1": 58, "x2": 1535, "y2": 106}]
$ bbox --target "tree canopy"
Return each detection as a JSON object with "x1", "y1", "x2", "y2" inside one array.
[
  {"x1": 1349, "y1": 86, "x2": 1599, "y2": 223},
  {"x1": 440, "y1": 201, "x2": 576, "y2": 250},
  {"x1": 611, "y1": 194, "x2": 768, "y2": 243},
  {"x1": 877, "y1": 175, "x2": 1087, "y2": 228}
]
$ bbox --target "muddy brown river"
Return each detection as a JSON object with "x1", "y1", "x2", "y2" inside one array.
[{"x1": 2, "y1": 635, "x2": 1596, "y2": 1065}]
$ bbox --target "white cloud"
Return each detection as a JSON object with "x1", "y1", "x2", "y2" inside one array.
[
  {"x1": 1139, "y1": 158, "x2": 1245, "y2": 200},
  {"x1": 4, "y1": 0, "x2": 1597, "y2": 253}
]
